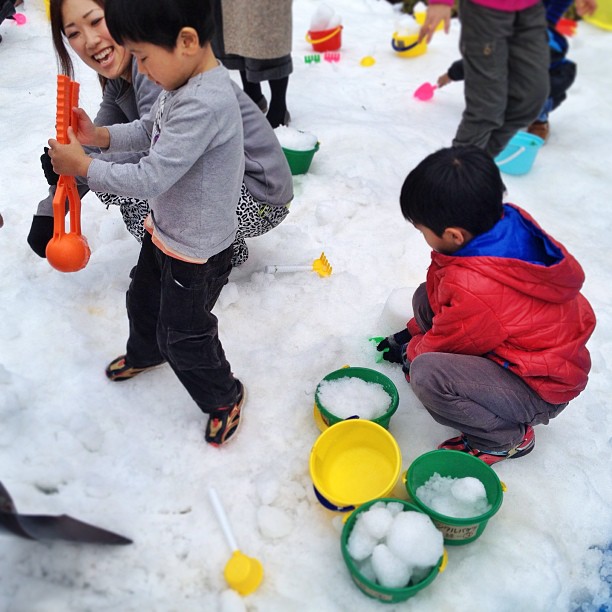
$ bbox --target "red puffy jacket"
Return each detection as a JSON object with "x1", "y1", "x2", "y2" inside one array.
[{"x1": 406, "y1": 205, "x2": 596, "y2": 404}]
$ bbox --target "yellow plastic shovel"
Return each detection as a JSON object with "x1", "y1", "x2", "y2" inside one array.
[{"x1": 208, "y1": 487, "x2": 264, "y2": 595}]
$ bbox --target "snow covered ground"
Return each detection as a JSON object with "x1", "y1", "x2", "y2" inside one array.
[{"x1": 0, "y1": 0, "x2": 610, "y2": 610}]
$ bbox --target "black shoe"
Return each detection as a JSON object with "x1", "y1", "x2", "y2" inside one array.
[
  {"x1": 105, "y1": 355, "x2": 165, "y2": 381},
  {"x1": 205, "y1": 381, "x2": 246, "y2": 446}
]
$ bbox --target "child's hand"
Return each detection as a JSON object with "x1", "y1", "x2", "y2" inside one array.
[
  {"x1": 377, "y1": 329, "x2": 412, "y2": 364},
  {"x1": 48, "y1": 127, "x2": 92, "y2": 177},
  {"x1": 437, "y1": 73, "x2": 452, "y2": 88},
  {"x1": 419, "y1": 4, "x2": 451, "y2": 44}
]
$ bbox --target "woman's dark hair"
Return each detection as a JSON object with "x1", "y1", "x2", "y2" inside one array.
[
  {"x1": 49, "y1": 0, "x2": 108, "y2": 88},
  {"x1": 105, "y1": 0, "x2": 215, "y2": 49},
  {"x1": 400, "y1": 146, "x2": 505, "y2": 237}
]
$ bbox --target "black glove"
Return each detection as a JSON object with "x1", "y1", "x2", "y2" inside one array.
[
  {"x1": 376, "y1": 328, "x2": 411, "y2": 364},
  {"x1": 27, "y1": 215, "x2": 54, "y2": 258},
  {"x1": 40, "y1": 147, "x2": 59, "y2": 186}
]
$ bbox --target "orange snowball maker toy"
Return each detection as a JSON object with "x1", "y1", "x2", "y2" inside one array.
[{"x1": 45, "y1": 75, "x2": 91, "y2": 273}]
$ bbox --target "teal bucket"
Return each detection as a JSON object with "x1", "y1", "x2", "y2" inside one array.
[{"x1": 494, "y1": 131, "x2": 544, "y2": 176}]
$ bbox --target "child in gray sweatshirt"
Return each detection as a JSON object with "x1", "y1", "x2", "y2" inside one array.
[{"x1": 47, "y1": 0, "x2": 247, "y2": 446}]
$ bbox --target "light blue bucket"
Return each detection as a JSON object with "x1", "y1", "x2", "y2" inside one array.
[{"x1": 494, "y1": 131, "x2": 544, "y2": 176}]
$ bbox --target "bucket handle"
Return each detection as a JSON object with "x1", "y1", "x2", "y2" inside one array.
[
  {"x1": 312, "y1": 485, "x2": 355, "y2": 513},
  {"x1": 496, "y1": 146, "x2": 526, "y2": 166},
  {"x1": 305, "y1": 26, "x2": 342, "y2": 45},
  {"x1": 391, "y1": 38, "x2": 420, "y2": 52},
  {"x1": 439, "y1": 549, "x2": 449, "y2": 573}
]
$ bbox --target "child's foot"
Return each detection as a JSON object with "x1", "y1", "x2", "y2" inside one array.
[
  {"x1": 438, "y1": 426, "x2": 535, "y2": 466},
  {"x1": 527, "y1": 120, "x2": 549, "y2": 142},
  {"x1": 437, "y1": 433, "x2": 471, "y2": 452},
  {"x1": 205, "y1": 380, "x2": 246, "y2": 447},
  {"x1": 105, "y1": 355, "x2": 165, "y2": 381}
]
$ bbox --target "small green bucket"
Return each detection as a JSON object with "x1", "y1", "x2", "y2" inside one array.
[
  {"x1": 314, "y1": 367, "x2": 399, "y2": 431},
  {"x1": 340, "y1": 498, "x2": 446, "y2": 603},
  {"x1": 405, "y1": 450, "x2": 504, "y2": 545},
  {"x1": 282, "y1": 142, "x2": 319, "y2": 175}
]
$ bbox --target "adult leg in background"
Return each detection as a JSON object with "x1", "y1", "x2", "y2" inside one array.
[{"x1": 486, "y1": 2, "x2": 549, "y2": 156}]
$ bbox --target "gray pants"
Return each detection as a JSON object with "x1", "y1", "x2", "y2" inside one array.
[
  {"x1": 453, "y1": 0, "x2": 549, "y2": 158},
  {"x1": 408, "y1": 284, "x2": 567, "y2": 451}
]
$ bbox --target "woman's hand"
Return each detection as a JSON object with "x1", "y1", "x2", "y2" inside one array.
[
  {"x1": 71, "y1": 107, "x2": 98, "y2": 145},
  {"x1": 575, "y1": 0, "x2": 597, "y2": 16}
]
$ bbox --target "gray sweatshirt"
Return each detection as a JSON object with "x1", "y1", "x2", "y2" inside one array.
[
  {"x1": 36, "y1": 61, "x2": 292, "y2": 216},
  {"x1": 87, "y1": 65, "x2": 245, "y2": 261}
]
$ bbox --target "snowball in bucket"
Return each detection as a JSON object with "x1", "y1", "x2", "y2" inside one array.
[
  {"x1": 395, "y1": 14, "x2": 420, "y2": 36},
  {"x1": 379, "y1": 286, "x2": 415, "y2": 333},
  {"x1": 310, "y1": 3, "x2": 340, "y2": 31},
  {"x1": 347, "y1": 502, "x2": 443, "y2": 589},
  {"x1": 347, "y1": 515, "x2": 379, "y2": 561},
  {"x1": 416, "y1": 473, "x2": 492, "y2": 518},
  {"x1": 451, "y1": 476, "x2": 487, "y2": 505},
  {"x1": 274, "y1": 126, "x2": 318, "y2": 152},
  {"x1": 316, "y1": 377, "x2": 391, "y2": 420},
  {"x1": 386, "y1": 511, "x2": 444, "y2": 569},
  {"x1": 371, "y1": 544, "x2": 412, "y2": 589}
]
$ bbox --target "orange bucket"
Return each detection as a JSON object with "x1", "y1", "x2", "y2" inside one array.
[{"x1": 305, "y1": 26, "x2": 342, "y2": 52}]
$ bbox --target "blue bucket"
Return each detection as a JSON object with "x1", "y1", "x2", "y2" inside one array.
[{"x1": 494, "y1": 131, "x2": 544, "y2": 176}]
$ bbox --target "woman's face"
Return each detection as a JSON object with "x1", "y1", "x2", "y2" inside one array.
[{"x1": 61, "y1": 0, "x2": 131, "y2": 80}]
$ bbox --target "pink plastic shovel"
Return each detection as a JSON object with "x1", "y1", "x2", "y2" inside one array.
[{"x1": 414, "y1": 82, "x2": 437, "y2": 101}]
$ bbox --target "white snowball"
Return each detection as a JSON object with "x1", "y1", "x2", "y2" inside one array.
[
  {"x1": 360, "y1": 506, "x2": 394, "y2": 540},
  {"x1": 451, "y1": 476, "x2": 488, "y2": 505},
  {"x1": 310, "y1": 3, "x2": 336, "y2": 30},
  {"x1": 371, "y1": 544, "x2": 412, "y2": 589},
  {"x1": 347, "y1": 515, "x2": 379, "y2": 561},
  {"x1": 386, "y1": 511, "x2": 444, "y2": 568}
]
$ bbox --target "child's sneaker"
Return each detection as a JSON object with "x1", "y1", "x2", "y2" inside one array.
[
  {"x1": 205, "y1": 380, "x2": 246, "y2": 447},
  {"x1": 468, "y1": 426, "x2": 535, "y2": 466},
  {"x1": 437, "y1": 433, "x2": 471, "y2": 452},
  {"x1": 105, "y1": 355, "x2": 165, "y2": 381}
]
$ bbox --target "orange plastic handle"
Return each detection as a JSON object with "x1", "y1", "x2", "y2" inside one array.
[{"x1": 47, "y1": 75, "x2": 90, "y2": 272}]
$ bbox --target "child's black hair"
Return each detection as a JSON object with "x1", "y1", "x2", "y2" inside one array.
[
  {"x1": 105, "y1": 0, "x2": 215, "y2": 50},
  {"x1": 400, "y1": 146, "x2": 505, "y2": 237}
]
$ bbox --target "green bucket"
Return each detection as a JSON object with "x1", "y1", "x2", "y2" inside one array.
[
  {"x1": 405, "y1": 450, "x2": 504, "y2": 545},
  {"x1": 314, "y1": 367, "x2": 399, "y2": 431},
  {"x1": 282, "y1": 142, "x2": 319, "y2": 175},
  {"x1": 341, "y1": 498, "x2": 446, "y2": 603}
]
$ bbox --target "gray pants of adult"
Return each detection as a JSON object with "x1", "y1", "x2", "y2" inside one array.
[
  {"x1": 408, "y1": 284, "x2": 567, "y2": 452},
  {"x1": 453, "y1": 0, "x2": 550, "y2": 158}
]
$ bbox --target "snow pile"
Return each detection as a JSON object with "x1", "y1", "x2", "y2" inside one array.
[
  {"x1": 346, "y1": 501, "x2": 444, "y2": 589},
  {"x1": 416, "y1": 474, "x2": 492, "y2": 518},
  {"x1": 316, "y1": 376, "x2": 391, "y2": 420}
]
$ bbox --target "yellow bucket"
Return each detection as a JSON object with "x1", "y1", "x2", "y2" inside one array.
[
  {"x1": 309, "y1": 420, "x2": 402, "y2": 512},
  {"x1": 391, "y1": 32, "x2": 427, "y2": 58}
]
